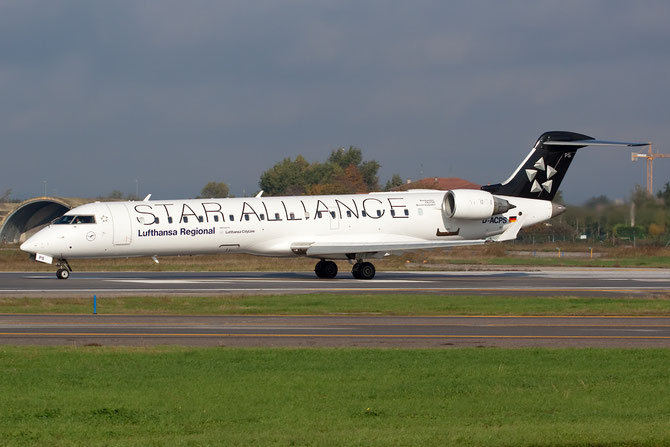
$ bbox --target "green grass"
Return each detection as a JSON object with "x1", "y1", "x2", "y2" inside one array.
[
  {"x1": 0, "y1": 347, "x2": 669, "y2": 446},
  {"x1": 3, "y1": 293, "x2": 670, "y2": 316}
]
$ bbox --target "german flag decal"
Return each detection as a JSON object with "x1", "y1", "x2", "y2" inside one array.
[{"x1": 509, "y1": 216, "x2": 517, "y2": 223}]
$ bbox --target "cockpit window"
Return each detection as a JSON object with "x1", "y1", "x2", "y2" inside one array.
[
  {"x1": 53, "y1": 215, "x2": 75, "y2": 225},
  {"x1": 73, "y1": 215, "x2": 96, "y2": 224},
  {"x1": 53, "y1": 215, "x2": 96, "y2": 225}
]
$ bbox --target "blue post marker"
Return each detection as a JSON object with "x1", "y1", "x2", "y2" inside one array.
[{"x1": 93, "y1": 294, "x2": 97, "y2": 314}]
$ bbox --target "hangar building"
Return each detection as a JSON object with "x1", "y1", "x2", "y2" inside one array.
[{"x1": 0, "y1": 197, "x2": 91, "y2": 244}]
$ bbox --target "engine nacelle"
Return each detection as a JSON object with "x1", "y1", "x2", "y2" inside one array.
[{"x1": 443, "y1": 189, "x2": 515, "y2": 220}]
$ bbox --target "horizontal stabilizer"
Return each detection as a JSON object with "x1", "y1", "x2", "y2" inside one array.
[
  {"x1": 482, "y1": 131, "x2": 648, "y2": 201},
  {"x1": 544, "y1": 140, "x2": 648, "y2": 147}
]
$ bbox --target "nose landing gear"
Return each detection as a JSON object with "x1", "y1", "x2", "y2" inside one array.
[{"x1": 55, "y1": 259, "x2": 72, "y2": 280}]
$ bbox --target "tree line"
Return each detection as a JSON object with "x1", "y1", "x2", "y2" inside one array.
[
  {"x1": 197, "y1": 148, "x2": 670, "y2": 244},
  {"x1": 521, "y1": 184, "x2": 670, "y2": 245},
  {"x1": 198, "y1": 146, "x2": 403, "y2": 199},
  {"x1": 9, "y1": 144, "x2": 666, "y2": 244}
]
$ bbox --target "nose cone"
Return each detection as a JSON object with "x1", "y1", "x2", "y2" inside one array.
[
  {"x1": 20, "y1": 228, "x2": 50, "y2": 255},
  {"x1": 20, "y1": 236, "x2": 37, "y2": 254}
]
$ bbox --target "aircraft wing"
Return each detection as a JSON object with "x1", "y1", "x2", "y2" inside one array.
[{"x1": 295, "y1": 239, "x2": 487, "y2": 257}]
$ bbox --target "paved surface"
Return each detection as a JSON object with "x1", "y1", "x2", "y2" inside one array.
[
  {"x1": 1, "y1": 314, "x2": 669, "y2": 347},
  {"x1": 1, "y1": 268, "x2": 668, "y2": 297}
]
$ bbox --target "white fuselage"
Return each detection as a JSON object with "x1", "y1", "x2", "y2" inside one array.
[{"x1": 20, "y1": 190, "x2": 552, "y2": 261}]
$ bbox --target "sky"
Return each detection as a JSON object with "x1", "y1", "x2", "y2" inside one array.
[{"x1": 1, "y1": 1, "x2": 669, "y2": 204}]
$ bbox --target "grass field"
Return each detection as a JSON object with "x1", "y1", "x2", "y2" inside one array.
[
  {"x1": 2, "y1": 293, "x2": 670, "y2": 316},
  {"x1": 3, "y1": 243, "x2": 670, "y2": 446},
  {"x1": 1, "y1": 347, "x2": 669, "y2": 446}
]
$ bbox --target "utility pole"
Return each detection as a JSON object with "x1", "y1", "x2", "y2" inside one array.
[{"x1": 631, "y1": 143, "x2": 670, "y2": 194}]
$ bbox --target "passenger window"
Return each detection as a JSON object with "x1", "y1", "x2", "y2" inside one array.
[
  {"x1": 330, "y1": 211, "x2": 336, "y2": 218},
  {"x1": 275, "y1": 213, "x2": 281, "y2": 220},
  {"x1": 260, "y1": 214, "x2": 265, "y2": 220},
  {"x1": 154, "y1": 217, "x2": 160, "y2": 224},
  {"x1": 168, "y1": 217, "x2": 173, "y2": 224},
  {"x1": 289, "y1": 212, "x2": 295, "y2": 219},
  {"x1": 418, "y1": 208, "x2": 424, "y2": 216},
  {"x1": 362, "y1": 210, "x2": 367, "y2": 217},
  {"x1": 390, "y1": 210, "x2": 395, "y2": 217},
  {"x1": 376, "y1": 210, "x2": 382, "y2": 217},
  {"x1": 404, "y1": 209, "x2": 409, "y2": 216},
  {"x1": 198, "y1": 216, "x2": 204, "y2": 223},
  {"x1": 214, "y1": 215, "x2": 219, "y2": 222},
  {"x1": 244, "y1": 215, "x2": 250, "y2": 221},
  {"x1": 183, "y1": 216, "x2": 189, "y2": 223},
  {"x1": 317, "y1": 212, "x2": 322, "y2": 219},
  {"x1": 229, "y1": 215, "x2": 235, "y2": 221},
  {"x1": 346, "y1": 211, "x2": 352, "y2": 217}
]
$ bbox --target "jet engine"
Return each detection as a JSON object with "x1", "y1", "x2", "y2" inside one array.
[{"x1": 443, "y1": 189, "x2": 515, "y2": 219}]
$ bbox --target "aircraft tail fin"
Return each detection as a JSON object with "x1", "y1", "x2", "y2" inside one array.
[{"x1": 481, "y1": 131, "x2": 646, "y2": 200}]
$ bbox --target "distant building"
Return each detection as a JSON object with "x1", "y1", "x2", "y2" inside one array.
[{"x1": 391, "y1": 177, "x2": 480, "y2": 191}]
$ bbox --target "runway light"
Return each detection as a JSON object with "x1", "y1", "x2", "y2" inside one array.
[{"x1": 93, "y1": 295, "x2": 97, "y2": 315}]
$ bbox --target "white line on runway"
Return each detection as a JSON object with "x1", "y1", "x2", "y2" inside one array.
[
  {"x1": 1, "y1": 286, "x2": 667, "y2": 294},
  {"x1": 104, "y1": 279, "x2": 431, "y2": 284}
]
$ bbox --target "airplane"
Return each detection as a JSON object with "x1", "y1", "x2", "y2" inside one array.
[{"x1": 20, "y1": 131, "x2": 646, "y2": 280}]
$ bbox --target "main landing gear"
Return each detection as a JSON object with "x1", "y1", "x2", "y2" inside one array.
[
  {"x1": 55, "y1": 259, "x2": 72, "y2": 280},
  {"x1": 351, "y1": 261, "x2": 376, "y2": 280},
  {"x1": 314, "y1": 259, "x2": 376, "y2": 280},
  {"x1": 314, "y1": 260, "x2": 338, "y2": 279}
]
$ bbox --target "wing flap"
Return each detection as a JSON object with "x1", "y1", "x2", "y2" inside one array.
[
  {"x1": 301, "y1": 239, "x2": 486, "y2": 256},
  {"x1": 489, "y1": 219, "x2": 523, "y2": 242}
]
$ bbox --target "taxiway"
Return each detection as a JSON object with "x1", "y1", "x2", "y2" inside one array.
[{"x1": 1, "y1": 314, "x2": 669, "y2": 348}]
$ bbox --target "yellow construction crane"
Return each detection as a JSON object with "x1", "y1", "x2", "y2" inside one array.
[{"x1": 631, "y1": 143, "x2": 670, "y2": 194}]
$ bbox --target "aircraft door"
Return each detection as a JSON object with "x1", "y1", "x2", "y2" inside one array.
[
  {"x1": 329, "y1": 210, "x2": 340, "y2": 230},
  {"x1": 106, "y1": 203, "x2": 132, "y2": 245}
]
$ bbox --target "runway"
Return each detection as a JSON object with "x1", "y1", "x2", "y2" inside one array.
[
  {"x1": 1, "y1": 314, "x2": 669, "y2": 348},
  {"x1": 1, "y1": 268, "x2": 669, "y2": 297}
]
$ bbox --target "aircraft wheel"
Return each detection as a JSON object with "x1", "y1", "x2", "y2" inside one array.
[
  {"x1": 358, "y1": 262, "x2": 375, "y2": 280},
  {"x1": 315, "y1": 260, "x2": 337, "y2": 279},
  {"x1": 351, "y1": 262, "x2": 362, "y2": 279},
  {"x1": 321, "y1": 260, "x2": 338, "y2": 278},
  {"x1": 314, "y1": 260, "x2": 325, "y2": 278},
  {"x1": 56, "y1": 268, "x2": 70, "y2": 280}
]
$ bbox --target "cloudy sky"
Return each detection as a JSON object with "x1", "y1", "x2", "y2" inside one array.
[{"x1": 2, "y1": 1, "x2": 669, "y2": 204}]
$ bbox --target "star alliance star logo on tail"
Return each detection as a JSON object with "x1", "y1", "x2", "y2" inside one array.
[{"x1": 523, "y1": 151, "x2": 573, "y2": 195}]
